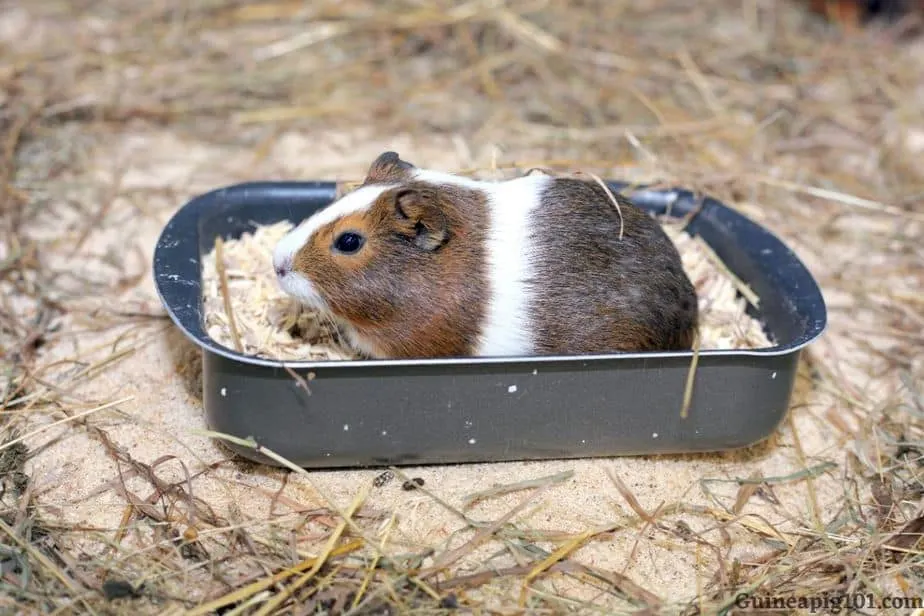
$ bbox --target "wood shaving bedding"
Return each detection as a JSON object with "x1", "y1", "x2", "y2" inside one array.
[
  {"x1": 200, "y1": 221, "x2": 355, "y2": 361},
  {"x1": 200, "y1": 220, "x2": 773, "y2": 361}
]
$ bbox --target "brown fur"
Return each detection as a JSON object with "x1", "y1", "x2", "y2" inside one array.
[
  {"x1": 292, "y1": 176, "x2": 490, "y2": 359},
  {"x1": 527, "y1": 178, "x2": 699, "y2": 354},
  {"x1": 289, "y1": 151, "x2": 697, "y2": 359},
  {"x1": 306, "y1": 212, "x2": 376, "y2": 276},
  {"x1": 363, "y1": 151, "x2": 416, "y2": 185}
]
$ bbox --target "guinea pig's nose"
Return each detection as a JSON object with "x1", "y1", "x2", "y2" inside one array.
[{"x1": 275, "y1": 263, "x2": 288, "y2": 277}]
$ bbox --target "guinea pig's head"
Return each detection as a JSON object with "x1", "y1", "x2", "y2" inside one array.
[{"x1": 271, "y1": 151, "x2": 487, "y2": 357}]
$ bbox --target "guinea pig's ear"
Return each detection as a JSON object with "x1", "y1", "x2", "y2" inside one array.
[
  {"x1": 393, "y1": 188, "x2": 448, "y2": 251},
  {"x1": 364, "y1": 151, "x2": 416, "y2": 184}
]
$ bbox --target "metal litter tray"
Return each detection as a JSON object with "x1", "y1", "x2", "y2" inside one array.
[{"x1": 153, "y1": 180, "x2": 827, "y2": 469}]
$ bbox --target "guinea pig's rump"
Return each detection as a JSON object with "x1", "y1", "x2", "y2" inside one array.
[{"x1": 525, "y1": 179, "x2": 699, "y2": 354}]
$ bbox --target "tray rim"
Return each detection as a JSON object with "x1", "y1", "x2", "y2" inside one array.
[{"x1": 153, "y1": 179, "x2": 828, "y2": 370}]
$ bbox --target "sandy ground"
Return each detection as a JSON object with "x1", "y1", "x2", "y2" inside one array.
[
  {"x1": 15, "y1": 125, "x2": 881, "y2": 609},
  {"x1": 3, "y1": 4, "x2": 921, "y2": 610}
]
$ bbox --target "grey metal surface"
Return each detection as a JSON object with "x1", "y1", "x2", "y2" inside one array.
[{"x1": 153, "y1": 181, "x2": 827, "y2": 469}]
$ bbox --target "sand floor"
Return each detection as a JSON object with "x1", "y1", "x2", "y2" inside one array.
[
  {"x1": 14, "y1": 126, "x2": 903, "y2": 610},
  {"x1": 3, "y1": 2, "x2": 922, "y2": 610}
]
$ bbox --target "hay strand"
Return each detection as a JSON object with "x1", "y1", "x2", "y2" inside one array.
[
  {"x1": 585, "y1": 171, "x2": 626, "y2": 240},
  {"x1": 3, "y1": 0, "x2": 923, "y2": 612},
  {"x1": 184, "y1": 539, "x2": 365, "y2": 616},
  {"x1": 213, "y1": 236, "x2": 244, "y2": 353},
  {"x1": 0, "y1": 396, "x2": 133, "y2": 452},
  {"x1": 250, "y1": 485, "x2": 370, "y2": 616},
  {"x1": 461, "y1": 470, "x2": 574, "y2": 509},
  {"x1": 681, "y1": 332, "x2": 702, "y2": 419},
  {"x1": 691, "y1": 236, "x2": 760, "y2": 309}
]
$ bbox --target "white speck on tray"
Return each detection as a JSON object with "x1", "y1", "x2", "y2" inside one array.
[
  {"x1": 381, "y1": 430, "x2": 388, "y2": 436},
  {"x1": 507, "y1": 385, "x2": 517, "y2": 393},
  {"x1": 652, "y1": 432, "x2": 659, "y2": 438},
  {"x1": 581, "y1": 439, "x2": 586, "y2": 444},
  {"x1": 343, "y1": 424, "x2": 349, "y2": 431},
  {"x1": 532, "y1": 369, "x2": 538, "y2": 375},
  {"x1": 465, "y1": 420, "x2": 473, "y2": 428},
  {"x1": 771, "y1": 371, "x2": 778, "y2": 379},
  {"x1": 468, "y1": 438, "x2": 476, "y2": 445},
  {"x1": 220, "y1": 388, "x2": 227, "y2": 397}
]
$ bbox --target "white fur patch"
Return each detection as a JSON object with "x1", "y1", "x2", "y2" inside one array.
[
  {"x1": 272, "y1": 184, "x2": 394, "y2": 309},
  {"x1": 412, "y1": 168, "x2": 488, "y2": 191},
  {"x1": 276, "y1": 271, "x2": 333, "y2": 314},
  {"x1": 410, "y1": 169, "x2": 546, "y2": 357},
  {"x1": 273, "y1": 184, "x2": 393, "y2": 271},
  {"x1": 475, "y1": 175, "x2": 547, "y2": 356}
]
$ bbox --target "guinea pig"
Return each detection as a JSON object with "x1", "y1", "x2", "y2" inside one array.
[{"x1": 272, "y1": 151, "x2": 699, "y2": 360}]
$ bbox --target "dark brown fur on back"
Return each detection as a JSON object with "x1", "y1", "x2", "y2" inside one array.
[{"x1": 528, "y1": 178, "x2": 699, "y2": 354}]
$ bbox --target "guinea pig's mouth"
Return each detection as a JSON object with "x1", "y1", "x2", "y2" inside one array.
[
  {"x1": 272, "y1": 236, "x2": 335, "y2": 315},
  {"x1": 275, "y1": 270, "x2": 332, "y2": 314}
]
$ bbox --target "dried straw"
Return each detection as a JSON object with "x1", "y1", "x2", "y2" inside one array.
[{"x1": 2, "y1": 0, "x2": 923, "y2": 613}]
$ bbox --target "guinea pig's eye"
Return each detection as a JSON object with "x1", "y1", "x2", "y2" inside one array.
[{"x1": 332, "y1": 231, "x2": 365, "y2": 255}]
